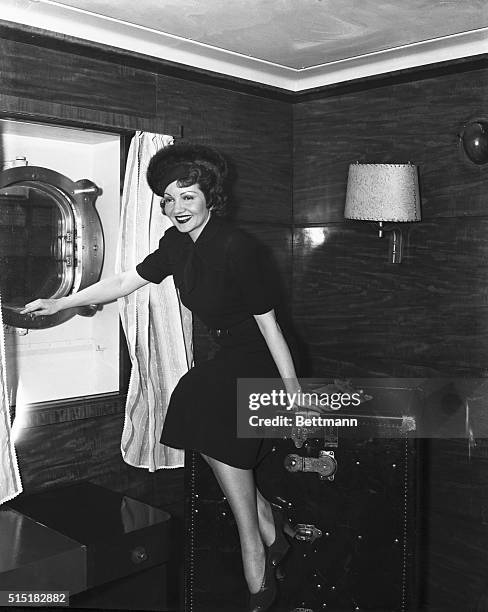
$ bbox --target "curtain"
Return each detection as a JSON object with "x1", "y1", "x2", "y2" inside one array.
[
  {"x1": 117, "y1": 132, "x2": 192, "y2": 471},
  {"x1": 0, "y1": 292, "x2": 22, "y2": 504}
]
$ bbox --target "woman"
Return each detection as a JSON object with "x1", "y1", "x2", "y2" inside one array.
[{"x1": 22, "y1": 143, "x2": 301, "y2": 611}]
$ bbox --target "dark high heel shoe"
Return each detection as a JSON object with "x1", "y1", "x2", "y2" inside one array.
[
  {"x1": 268, "y1": 505, "x2": 293, "y2": 570},
  {"x1": 248, "y1": 548, "x2": 277, "y2": 612}
]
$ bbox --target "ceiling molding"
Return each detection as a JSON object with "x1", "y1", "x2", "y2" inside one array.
[
  {"x1": 294, "y1": 28, "x2": 488, "y2": 92},
  {"x1": 3, "y1": 0, "x2": 488, "y2": 92}
]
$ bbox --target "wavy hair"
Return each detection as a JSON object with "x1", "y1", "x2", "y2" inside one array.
[{"x1": 146, "y1": 142, "x2": 229, "y2": 216}]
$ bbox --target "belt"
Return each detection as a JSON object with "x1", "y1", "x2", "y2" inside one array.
[
  {"x1": 207, "y1": 317, "x2": 255, "y2": 338},
  {"x1": 210, "y1": 328, "x2": 230, "y2": 338}
]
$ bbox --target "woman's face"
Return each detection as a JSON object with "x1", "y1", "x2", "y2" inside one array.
[{"x1": 162, "y1": 181, "x2": 210, "y2": 241}]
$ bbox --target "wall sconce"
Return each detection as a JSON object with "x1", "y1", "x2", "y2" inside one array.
[{"x1": 344, "y1": 163, "x2": 421, "y2": 263}]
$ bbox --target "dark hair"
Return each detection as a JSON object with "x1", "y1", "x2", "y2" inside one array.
[{"x1": 146, "y1": 142, "x2": 228, "y2": 216}]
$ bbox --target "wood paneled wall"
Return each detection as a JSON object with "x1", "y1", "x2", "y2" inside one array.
[
  {"x1": 0, "y1": 29, "x2": 293, "y2": 511},
  {"x1": 293, "y1": 66, "x2": 488, "y2": 376},
  {"x1": 293, "y1": 63, "x2": 488, "y2": 611}
]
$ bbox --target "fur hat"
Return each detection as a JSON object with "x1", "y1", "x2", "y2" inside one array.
[{"x1": 146, "y1": 142, "x2": 228, "y2": 196}]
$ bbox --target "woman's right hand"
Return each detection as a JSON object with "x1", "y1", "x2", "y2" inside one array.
[{"x1": 20, "y1": 298, "x2": 63, "y2": 317}]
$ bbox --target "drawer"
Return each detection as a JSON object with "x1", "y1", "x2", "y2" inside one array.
[{"x1": 87, "y1": 522, "x2": 171, "y2": 587}]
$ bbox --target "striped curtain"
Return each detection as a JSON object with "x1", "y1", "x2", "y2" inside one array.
[
  {"x1": 117, "y1": 132, "x2": 192, "y2": 471},
  {"x1": 0, "y1": 292, "x2": 22, "y2": 504}
]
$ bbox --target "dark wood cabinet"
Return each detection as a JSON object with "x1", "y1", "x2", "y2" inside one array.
[
  {"x1": 185, "y1": 385, "x2": 422, "y2": 611},
  {"x1": 5, "y1": 482, "x2": 174, "y2": 608}
]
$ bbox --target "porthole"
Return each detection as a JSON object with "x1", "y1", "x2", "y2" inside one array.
[{"x1": 0, "y1": 165, "x2": 104, "y2": 328}]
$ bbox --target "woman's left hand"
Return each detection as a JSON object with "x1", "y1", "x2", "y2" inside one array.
[{"x1": 290, "y1": 395, "x2": 337, "y2": 418}]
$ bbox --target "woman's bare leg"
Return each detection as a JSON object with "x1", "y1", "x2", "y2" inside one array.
[
  {"x1": 256, "y1": 487, "x2": 295, "y2": 539},
  {"x1": 201, "y1": 453, "x2": 266, "y2": 594},
  {"x1": 203, "y1": 459, "x2": 286, "y2": 546},
  {"x1": 256, "y1": 488, "x2": 275, "y2": 546}
]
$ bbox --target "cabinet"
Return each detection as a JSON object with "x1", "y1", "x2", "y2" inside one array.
[
  {"x1": 3, "y1": 482, "x2": 173, "y2": 607},
  {"x1": 185, "y1": 384, "x2": 422, "y2": 611}
]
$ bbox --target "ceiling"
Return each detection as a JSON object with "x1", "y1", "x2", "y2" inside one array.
[{"x1": 3, "y1": 0, "x2": 488, "y2": 91}]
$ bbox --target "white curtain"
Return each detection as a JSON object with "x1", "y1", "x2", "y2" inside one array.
[
  {"x1": 117, "y1": 132, "x2": 193, "y2": 471},
  {"x1": 0, "y1": 292, "x2": 22, "y2": 504}
]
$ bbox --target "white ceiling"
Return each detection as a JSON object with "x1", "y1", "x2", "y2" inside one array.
[{"x1": 3, "y1": 0, "x2": 488, "y2": 91}]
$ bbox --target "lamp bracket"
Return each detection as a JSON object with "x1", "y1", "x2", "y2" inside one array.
[
  {"x1": 376, "y1": 221, "x2": 399, "y2": 238},
  {"x1": 373, "y1": 222, "x2": 404, "y2": 263}
]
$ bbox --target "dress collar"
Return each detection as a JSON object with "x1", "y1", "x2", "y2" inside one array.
[
  {"x1": 190, "y1": 213, "x2": 224, "y2": 247},
  {"x1": 178, "y1": 214, "x2": 227, "y2": 293}
]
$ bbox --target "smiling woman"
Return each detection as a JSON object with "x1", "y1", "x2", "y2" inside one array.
[
  {"x1": 23, "y1": 142, "x2": 302, "y2": 611},
  {"x1": 160, "y1": 184, "x2": 210, "y2": 239}
]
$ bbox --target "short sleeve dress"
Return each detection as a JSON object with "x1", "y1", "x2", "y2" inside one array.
[{"x1": 135, "y1": 214, "x2": 280, "y2": 469}]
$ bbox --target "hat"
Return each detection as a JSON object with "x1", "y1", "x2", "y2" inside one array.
[{"x1": 146, "y1": 142, "x2": 228, "y2": 196}]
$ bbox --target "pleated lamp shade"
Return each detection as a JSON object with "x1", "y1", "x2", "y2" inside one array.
[{"x1": 344, "y1": 163, "x2": 421, "y2": 222}]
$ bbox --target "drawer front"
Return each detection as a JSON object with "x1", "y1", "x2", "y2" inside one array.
[
  {"x1": 0, "y1": 547, "x2": 86, "y2": 595},
  {"x1": 88, "y1": 523, "x2": 171, "y2": 587}
]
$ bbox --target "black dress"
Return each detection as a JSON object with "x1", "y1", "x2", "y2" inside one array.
[{"x1": 136, "y1": 214, "x2": 280, "y2": 469}]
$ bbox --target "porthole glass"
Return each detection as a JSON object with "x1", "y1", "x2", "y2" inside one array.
[
  {"x1": 0, "y1": 182, "x2": 75, "y2": 306},
  {"x1": 0, "y1": 166, "x2": 104, "y2": 329}
]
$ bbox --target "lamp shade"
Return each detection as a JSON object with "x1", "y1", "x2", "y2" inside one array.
[{"x1": 344, "y1": 163, "x2": 421, "y2": 222}]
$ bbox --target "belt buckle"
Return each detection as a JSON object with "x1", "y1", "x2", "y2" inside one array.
[{"x1": 215, "y1": 328, "x2": 229, "y2": 338}]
